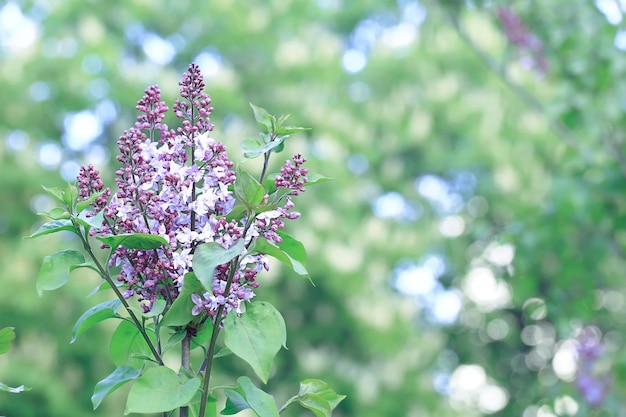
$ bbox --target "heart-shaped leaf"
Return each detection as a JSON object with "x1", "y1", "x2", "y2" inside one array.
[
  {"x1": 26, "y1": 220, "x2": 78, "y2": 239},
  {"x1": 252, "y1": 238, "x2": 308, "y2": 278},
  {"x1": 124, "y1": 366, "x2": 201, "y2": 414},
  {"x1": 193, "y1": 240, "x2": 245, "y2": 290},
  {"x1": 234, "y1": 169, "x2": 265, "y2": 209},
  {"x1": 298, "y1": 379, "x2": 346, "y2": 414},
  {"x1": 161, "y1": 272, "x2": 204, "y2": 327},
  {"x1": 0, "y1": 327, "x2": 15, "y2": 355},
  {"x1": 109, "y1": 320, "x2": 155, "y2": 368},
  {"x1": 92, "y1": 366, "x2": 141, "y2": 409},
  {"x1": 36, "y1": 249, "x2": 85, "y2": 295},
  {"x1": 222, "y1": 376, "x2": 279, "y2": 417},
  {"x1": 96, "y1": 233, "x2": 168, "y2": 251},
  {"x1": 223, "y1": 301, "x2": 286, "y2": 383},
  {"x1": 71, "y1": 299, "x2": 122, "y2": 343}
]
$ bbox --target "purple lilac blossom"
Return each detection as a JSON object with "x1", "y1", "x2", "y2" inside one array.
[
  {"x1": 191, "y1": 155, "x2": 309, "y2": 320},
  {"x1": 77, "y1": 164, "x2": 111, "y2": 216},
  {"x1": 77, "y1": 64, "x2": 308, "y2": 317},
  {"x1": 496, "y1": 6, "x2": 548, "y2": 75},
  {"x1": 574, "y1": 326, "x2": 611, "y2": 408},
  {"x1": 252, "y1": 154, "x2": 309, "y2": 243}
]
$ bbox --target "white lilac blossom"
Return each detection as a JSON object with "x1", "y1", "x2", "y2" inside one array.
[{"x1": 76, "y1": 64, "x2": 308, "y2": 318}]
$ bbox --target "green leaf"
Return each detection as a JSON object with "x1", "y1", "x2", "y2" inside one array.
[
  {"x1": 222, "y1": 376, "x2": 280, "y2": 417},
  {"x1": 191, "y1": 323, "x2": 212, "y2": 349},
  {"x1": 274, "y1": 125, "x2": 311, "y2": 135},
  {"x1": 234, "y1": 169, "x2": 265, "y2": 208},
  {"x1": 222, "y1": 389, "x2": 249, "y2": 415},
  {"x1": 276, "y1": 230, "x2": 307, "y2": 267},
  {"x1": 69, "y1": 260, "x2": 99, "y2": 275},
  {"x1": 25, "y1": 219, "x2": 78, "y2": 239},
  {"x1": 299, "y1": 379, "x2": 346, "y2": 412},
  {"x1": 161, "y1": 272, "x2": 204, "y2": 327},
  {"x1": 259, "y1": 132, "x2": 272, "y2": 145},
  {"x1": 225, "y1": 204, "x2": 248, "y2": 222},
  {"x1": 109, "y1": 320, "x2": 154, "y2": 368},
  {"x1": 36, "y1": 249, "x2": 85, "y2": 296},
  {"x1": 214, "y1": 347, "x2": 232, "y2": 358},
  {"x1": 76, "y1": 189, "x2": 107, "y2": 214},
  {"x1": 266, "y1": 187, "x2": 293, "y2": 206},
  {"x1": 241, "y1": 137, "x2": 266, "y2": 159},
  {"x1": 305, "y1": 172, "x2": 332, "y2": 187},
  {"x1": 71, "y1": 299, "x2": 122, "y2": 343},
  {"x1": 131, "y1": 299, "x2": 166, "y2": 318},
  {"x1": 124, "y1": 366, "x2": 201, "y2": 414},
  {"x1": 203, "y1": 397, "x2": 218, "y2": 417},
  {"x1": 92, "y1": 366, "x2": 141, "y2": 409},
  {"x1": 41, "y1": 185, "x2": 66, "y2": 205},
  {"x1": 223, "y1": 301, "x2": 286, "y2": 383},
  {"x1": 193, "y1": 240, "x2": 245, "y2": 290},
  {"x1": 241, "y1": 135, "x2": 288, "y2": 159},
  {"x1": 250, "y1": 103, "x2": 274, "y2": 132},
  {"x1": 276, "y1": 113, "x2": 290, "y2": 126},
  {"x1": 76, "y1": 209, "x2": 104, "y2": 231},
  {"x1": 189, "y1": 396, "x2": 217, "y2": 417},
  {"x1": 299, "y1": 393, "x2": 331, "y2": 417},
  {"x1": 96, "y1": 233, "x2": 168, "y2": 251},
  {"x1": 253, "y1": 238, "x2": 309, "y2": 278},
  {"x1": 63, "y1": 182, "x2": 78, "y2": 209},
  {"x1": 87, "y1": 280, "x2": 115, "y2": 298},
  {"x1": 0, "y1": 327, "x2": 15, "y2": 354},
  {"x1": 272, "y1": 140, "x2": 285, "y2": 154},
  {"x1": 0, "y1": 382, "x2": 30, "y2": 393},
  {"x1": 39, "y1": 207, "x2": 71, "y2": 220},
  {"x1": 163, "y1": 330, "x2": 187, "y2": 353}
]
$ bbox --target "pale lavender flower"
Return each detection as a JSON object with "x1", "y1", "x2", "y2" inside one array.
[
  {"x1": 78, "y1": 63, "x2": 308, "y2": 316},
  {"x1": 496, "y1": 6, "x2": 548, "y2": 75},
  {"x1": 574, "y1": 326, "x2": 611, "y2": 408}
]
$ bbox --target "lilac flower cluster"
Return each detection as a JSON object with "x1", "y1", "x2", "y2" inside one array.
[
  {"x1": 496, "y1": 6, "x2": 548, "y2": 75},
  {"x1": 190, "y1": 155, "x2": 309, "y2": 317},
  {"x1": 77, "y1": 164, "x2": 111, "y2": 216},
  {"x1": 574, "y1": 326, "x2": 611, "y2": 408},
  {"x1": 76, "y1": 64, "x2": 307, "y2": 317}
]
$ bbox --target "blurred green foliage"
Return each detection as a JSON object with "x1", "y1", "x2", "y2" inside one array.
[{"x1": 3, "y1": 0, "x2": 626, "y2": 416}]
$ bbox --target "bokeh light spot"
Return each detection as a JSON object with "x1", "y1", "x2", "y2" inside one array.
[
  {"x1": 342, "y1": 49, "x2": 367, "y2": 73},
  {"x1": 38, "y1": 142, "x2": 63, "y2": 169}
]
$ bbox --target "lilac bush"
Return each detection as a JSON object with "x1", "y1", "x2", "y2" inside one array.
[{"x1": 30, "y1": 63, "x2": 342, "y2": 416}]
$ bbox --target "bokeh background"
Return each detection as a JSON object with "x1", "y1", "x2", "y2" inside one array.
[{"x1": 2, "y1": 0, "x2": 626, "y2": 416}]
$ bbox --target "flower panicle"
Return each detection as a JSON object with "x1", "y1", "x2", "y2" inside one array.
[
  {"x1": 496, "y1": 6, "x2": 548, "y2": 75},
  {"x1": 76, "y1": 164, "x2": 111, "y2": 217},
  {"x1": 174, "y1": 63, "x2": 214, "y2": 140},
  {"x1": 574, "y1": 326, "x2": 612, "y2": 408},
  {"x1": 76, "y1": 63, "x2": 308, "y2": 315},
  {"x1": 275, "y1": 153, "x2": 309, "y2": 196}
]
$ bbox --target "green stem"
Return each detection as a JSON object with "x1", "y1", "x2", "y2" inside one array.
[
  {"x1": 198, "y1": 142, "x2": 276, "y2": 416},
  {"x1": 74, "y1": 220, "x2": 164, "y2": 366},
  {"x1": 197, "y1": 256, "x2": 239, "y2": 417},
  {"x1": 259, "y1": 151, "x2": 272, "y2": 185},
  {"x1": 278, "y1": 396, "x2": 298, "y2": 414},
  {"x1": 198, "y1": 209, "x2": 257, "y2": 416},
  {"x1": 259, "y1": 133, "x2": 278, "y2": 185},
  {"x1": 180, "y1": 331, "x2": 191, "y2": 417}
]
